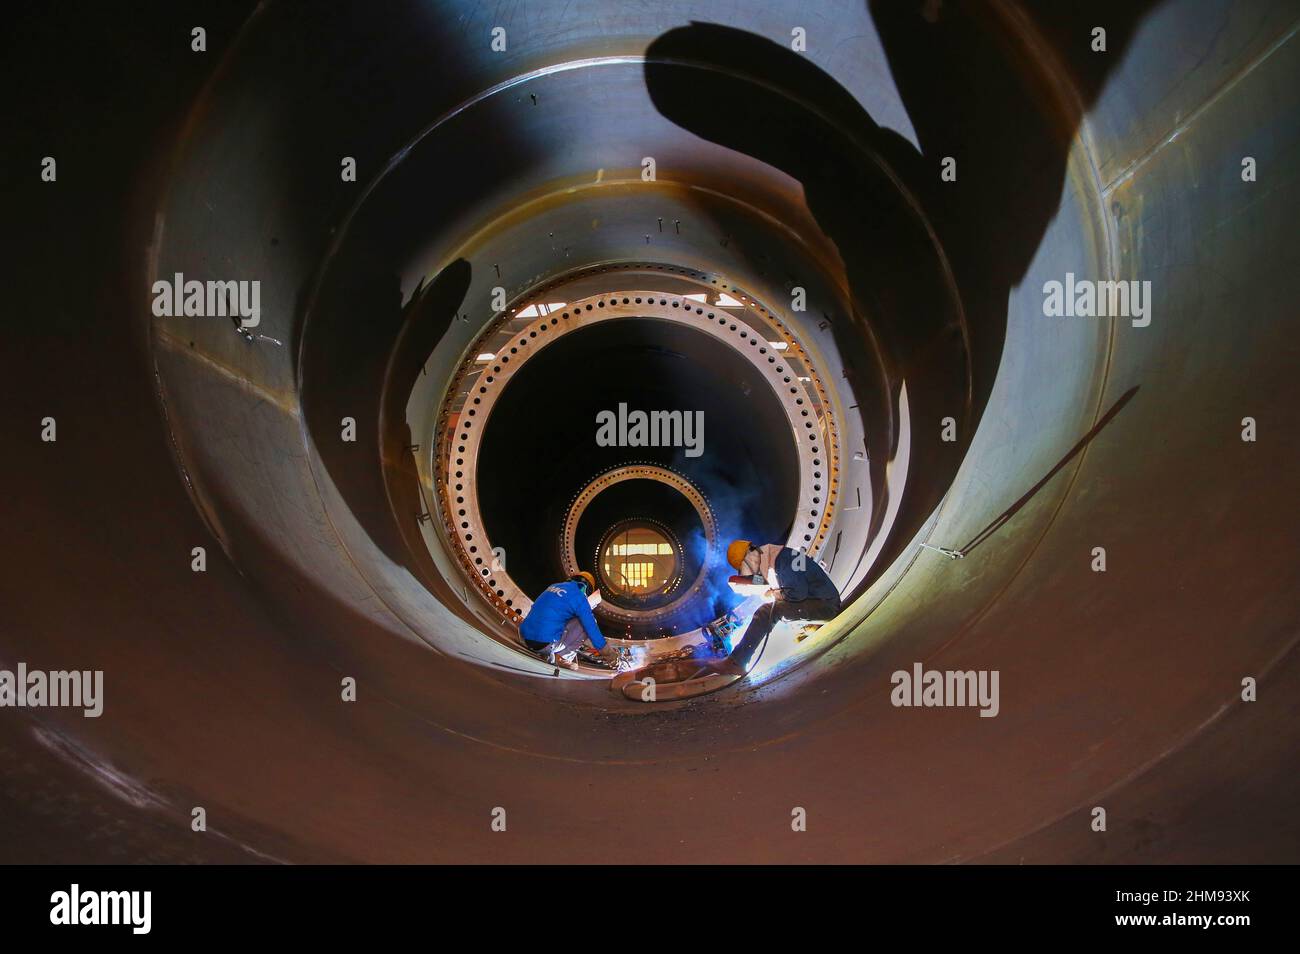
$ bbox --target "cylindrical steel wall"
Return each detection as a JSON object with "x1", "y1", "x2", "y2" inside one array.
[{"x1": 3, "y1": 0, "x2": 1297, "y2": 862}]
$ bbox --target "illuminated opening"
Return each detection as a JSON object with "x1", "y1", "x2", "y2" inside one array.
[{"x1": 599, "y1": 524, "x2": 679, "y2": 599}]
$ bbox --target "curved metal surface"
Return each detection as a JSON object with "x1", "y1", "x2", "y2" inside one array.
[{"x1": 3, "y1": 0, "x2": 1299, "y2": 864}]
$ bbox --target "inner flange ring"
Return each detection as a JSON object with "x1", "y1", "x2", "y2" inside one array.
[
  {"x1": 435, "y1": 288, "x2": 838, "y2": 625},
  {"x1": 562, "y1": 464, "x2": 715, "y2": 625}
]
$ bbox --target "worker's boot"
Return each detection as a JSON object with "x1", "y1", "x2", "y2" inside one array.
[
  {"x1": 713, "y1": 655, "x2": 750, "y2": 677},
  {"x1": 553, "y1": 651, "x2": 580, "y2": 671}
]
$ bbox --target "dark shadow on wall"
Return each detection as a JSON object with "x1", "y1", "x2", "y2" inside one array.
[
  {"x1": 299, "y1": 255, "x2": 473, "y2": 621},
  {"x1": 187, "y1": 0, "x2": 488, "y2": 373},
  {"x1": 645, "y1": 0, "x2": 1157, "y2": 598},
  {"x1": 381, "y1": 260, "x2": 483, "y2": 625}
]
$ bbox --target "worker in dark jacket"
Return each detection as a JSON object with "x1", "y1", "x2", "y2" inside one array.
[
  {"x1": 717, "y1": 540, "x2": 842, "y2": 676},
  {"x1": 520, "y1": 571, "x2": 613, "y2": 670}
]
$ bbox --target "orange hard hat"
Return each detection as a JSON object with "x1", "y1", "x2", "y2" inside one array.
[{"x1": 726, "y1": 539, "x2": 752, "y2": 571}]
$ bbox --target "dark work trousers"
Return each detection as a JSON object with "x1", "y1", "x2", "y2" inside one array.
[
  {"x1": 728, "y1": 597, "x2": 841, "y2": 669},
  {"x1": 525, "y1": 617, "x2": 588, "y2": 659}
]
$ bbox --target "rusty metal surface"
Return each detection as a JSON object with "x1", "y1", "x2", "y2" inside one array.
[{"x1": 2, "y1": 0, "x2": 1298, "y2": 863}]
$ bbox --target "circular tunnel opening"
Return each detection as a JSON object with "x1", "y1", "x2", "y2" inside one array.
[
  {"x1": 595, "y1": 519, "x2": 683, "y2": 605},
  {"x1": 474, "y1": 312, "x2": 800, "y2": 636},
  {"x1": 21, "y1": 0, "x2": 1289, "y2": 869}
]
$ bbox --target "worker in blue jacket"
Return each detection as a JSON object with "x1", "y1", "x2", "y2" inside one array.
[
  {"x1": 716, "y1": 540, "x2": 842, "y2": 676},
  {"x1": 520, "y1": 571, "x2": 613, "y2": 670}
]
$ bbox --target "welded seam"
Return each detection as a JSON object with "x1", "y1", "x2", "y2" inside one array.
[
  {"x1": 155, "y1": 331, "x2": 299, "y2": 416},
  {"x1": 1101, "y1": 20, "x2": 1300, "y2": 197},
  {"x1": 20, "y1": 714, "x2": 291, "y2": 864}
]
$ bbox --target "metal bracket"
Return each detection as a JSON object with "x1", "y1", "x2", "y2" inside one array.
[{"x1": 919, "y1": 542, "x2": 965, "y2": 560}]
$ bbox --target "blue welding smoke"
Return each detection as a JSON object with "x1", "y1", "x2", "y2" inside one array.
[{"x1": 674, "y1": 450, "x2": 767, "y2": 623}]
